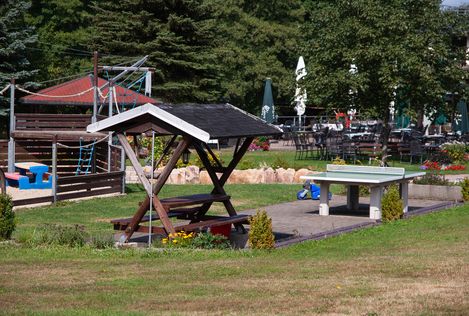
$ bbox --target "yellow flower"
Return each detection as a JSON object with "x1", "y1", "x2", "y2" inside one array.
[{"x1": 172, "y1": 239, "x2": 178, "y2": 244}]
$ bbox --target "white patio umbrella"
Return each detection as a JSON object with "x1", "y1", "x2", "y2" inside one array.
[{"x1": 294, "y1": 56, "x2": 307, "y2": 129}]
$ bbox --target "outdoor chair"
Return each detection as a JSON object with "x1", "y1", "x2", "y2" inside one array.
[
  {"x1": 292, "y1": 133, "x2": 313, "y2": 160},
  {"x1": 342, "y1": 139, "x2": 357, "y2": 163},
  {"x1": 313, "y1": 131, "x2": 327, "y2": 160},
  {"x1": 400, "y1": 140, "x2": 424, "y2": 164},
  {"x1": 326, "y1": 135, "x2": 343, "y2": 160}
]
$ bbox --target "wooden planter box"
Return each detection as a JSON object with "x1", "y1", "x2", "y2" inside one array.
[{"x1": 408, "y1": 183, "x2": 462, "y2": 201}]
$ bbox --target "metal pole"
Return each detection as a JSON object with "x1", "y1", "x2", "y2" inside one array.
[
  {"x1": 148, "y1": 131, "x2": 155, "y2": 247},
  {"x1": 108, "y1": 80, "x2": 113, "y2": 172},
  {"x1": 52, "y1": 137, "x2": 57, "y2": 204},
  {"x1": 7, "y1": 78, "x2": 15, "y2": 172},
  {"x1": 120, "y1": 145, "x2": 126, "y2": 194},
  {"x1": 92, "y1": 51, "x2": 98, "y2": 123}
]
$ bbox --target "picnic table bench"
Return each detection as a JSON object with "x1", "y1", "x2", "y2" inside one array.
[
  {"x1": 111, "y1": 193, "x2": 250, "y2": 234},
  {"x1": 5, "y1": 162, "x2": 52, "y2": 190}
]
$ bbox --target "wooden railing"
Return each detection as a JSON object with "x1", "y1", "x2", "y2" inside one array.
[
  {"x1": 12, "y1": 171, "x2": 125, "y2": 207},
  {"x1": 15, "y1": 114, "x2": 93, "y2": 131}
]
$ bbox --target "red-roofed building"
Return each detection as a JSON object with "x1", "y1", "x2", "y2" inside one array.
[{"x1": 19, "y1": 76, "x2": 158, "y2": 107}]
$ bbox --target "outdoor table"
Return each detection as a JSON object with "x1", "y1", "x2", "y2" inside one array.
[
  {"x1": 344, "y1": 132, "x2": 372, "y2": 139},
  {"x1": 15, "y1": 162, "x2": 51, "y2": 189},
  {"x1": 301, "y1": 164, "x2": 425, "y2": 220}
]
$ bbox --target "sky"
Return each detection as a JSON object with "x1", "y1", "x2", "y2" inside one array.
[{"x1": 442, "y1": 0, "x2": 469, "y2": 6}]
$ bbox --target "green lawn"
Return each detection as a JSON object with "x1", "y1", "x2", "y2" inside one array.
[
  {"x1": 1, "y1": 197, "x2": 468, "y2": 314},
  {"x1": 13, "y1": 184, "x2": 300, "y2": 237}
]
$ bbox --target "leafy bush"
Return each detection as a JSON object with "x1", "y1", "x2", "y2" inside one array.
[
  {"x1": 381, "y1": 185, "x2": 403, "y2": 223},
  {"x1": 161, "y1": 231, "x2": 230, "y2": 249},
  {"x1": 249, "y1": 137, "x2": 270, "y2": 151},
  {"x1": 331, "y1": 157, "x2": 346, "y2": 165},
  {"x1": 413, "y1": 174, "x2": 450, "y2": 186},
  {"x1": 271, "y1": 155, "x2": 289, "y2": 169},
  {"x1": 142, "y1": 136, "x2": 168, "y2": 167},
  {"x1": 32, "y1": 224, "x2": 86, "y2": 247},
  {"x1": 248, "y1": 210, "x2": 275, "y2": 249},
  {"x1": 441, "y1": 143, "x2": 467, "y2": 164},
  {"x1": 428, "y1": 150, "x2": 452, "y2": 165},
  {"x1": 191, "y1": 232, "x2": 231, "y2": 249},
  {"x1": 193, "y1": 152, "x2": 223, "y2": 169},
  {"x1": 237, "y1": 158, "x2": 257, "y2": 170},
  {"x1": 460, "y1": 178, "x2": 469, "y2": 201},
  {"x1": 89, "y1": 233, "x2": 115, "y2": 249},
  {"x1": 0, "y1": 194, "x2": 15, "y2": 240}
]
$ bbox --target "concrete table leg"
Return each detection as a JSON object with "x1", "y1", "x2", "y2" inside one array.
[
  {"x1": 399, "y1": 182, "x2": 409, "y2": 214},
  {"x1": 319, "y1": 182, "x2": 330, "y2": 216},
  {"x1": 347, "y1": 185, "x2": 359, "y2": 210},
  {"x1": 369, "y1": 186, "x2": 383, "y2": 220}
]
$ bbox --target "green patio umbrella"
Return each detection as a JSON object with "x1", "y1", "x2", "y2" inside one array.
[
  {"x1": 453, "y1": 100, "x2": 469, "y2": 134},
  {"x1": 435, "y1": 113, "x2": 447, "y2": 125},
  {"x1": 261, "y1": 78, "x2": 275, "y2": 124}
]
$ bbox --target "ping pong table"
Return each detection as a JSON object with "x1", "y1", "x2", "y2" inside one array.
[{"x1": 300, "y1": 164, "x2": 425, "y2": 220}]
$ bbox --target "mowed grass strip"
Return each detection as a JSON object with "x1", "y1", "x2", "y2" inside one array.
[
  {"x1": 12, "y1": 184, "x2": 300, "y2": 236},
  {"x1": 0, "y1": 200, "x2": 468, "y2": 314}
]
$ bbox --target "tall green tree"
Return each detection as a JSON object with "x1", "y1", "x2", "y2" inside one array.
[
  {"x1": 209, "y1": 0, "x2": 304, "y2": 113},
  {"x1": 0, "y1": 0, "x2": 37, "y2": 136},
  {"x1": 302, "y1": 0, "x2": 468, "y2": 133},
  {"x1": 92, "y1": 0, "x2": 221, "y2": 103},
  {"x1": 27, "y1": 0, "x2": 94, "y2": 82},
  {"x1": 0, "y1": 0, "x2": 38, "y2": 86}
]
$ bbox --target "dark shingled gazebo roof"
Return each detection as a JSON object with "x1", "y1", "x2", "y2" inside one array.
[
  {"x1": 159, "y1": 103, "x2": 282, "y2": 139},
  {"x1": 87, "y1": 103, "x2": 282, "y2": 140}
]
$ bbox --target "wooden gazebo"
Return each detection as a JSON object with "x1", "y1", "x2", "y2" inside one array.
[{"x1": 87, "y1": 103, "x2": 282, "y2": 241}]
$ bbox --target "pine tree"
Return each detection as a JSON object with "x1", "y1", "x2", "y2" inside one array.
[
  {"x1": 0, "y1": 0, "x2": 38, "y2": 85},
  {"x1": 92, "y1": 0, "x2": 221, "y2": 103},
  {"x1": 0, "y1": 0, "x2": 37, "y2": 136}
]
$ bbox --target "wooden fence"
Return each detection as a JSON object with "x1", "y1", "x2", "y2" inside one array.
[
  {"x1": 0, "y1": 139, "x2": 122, "y2": 175},
  {"x1": 15, "y1": 113, "x2": 98, "y2": 131},
  {"x1": 12, "y1": 171, "x2": 125, "y2": 207},
  {"x1": 0, "y1": 137, "x2": 126, "y2": 207}
]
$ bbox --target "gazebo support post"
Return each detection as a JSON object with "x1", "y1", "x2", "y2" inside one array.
[{"x1": 117, "y1": 133, "x2": 192, "y2": 241}]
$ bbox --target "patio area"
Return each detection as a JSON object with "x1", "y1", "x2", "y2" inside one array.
[{"x1": 238, "y1": 195, "x2": 455, "y2": 246}]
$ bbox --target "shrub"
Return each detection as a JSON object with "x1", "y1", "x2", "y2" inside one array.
[
  {"x1": 248, "y1": 210, "x2": 275, "y2": 249},
  {"x1": 441, "y1": 143, "x2": 467, "y2": 164},
  {"x1": 89, "y1": 233, "x2": 115, "y2": 249},
  {"x1": 161, "y1": 231, "x2": 230, "y2": 249},
  {"x1": 0, "y1": 194, "x2": 15, "y2": 240},
  {"x1": 193, "y1": 152, "x2": 223, "y2": 169},
  {"x1": 237, "y1": 158, "x2": 257, "y2": 170},
  {"x1": 250, "y1": 137, "x2": 270, "y2": 151},
  {"x1": 460, "y1": 178, "x2": 469, "y2": 201},
  {"x1": 331, "y1": 157, "x2": 346, "y2": 165},
  {"x1": 413, "y1": 173, "x2": 450, "y2": 186},
  {"x1": 32, "y1": 224, "x2": 86, "y2": 247},
  {"x1": 381, "y1": 185, "x2": 403, "y2": 223},
  {"x1": 271, "y1": 155, "x2": 289, "y2": 169},
  {"x1": 191, "y1": 232, "x2": 231, "y2": 249},
  {"x1": 428, "y1": 150, "x2": 452, "y2": 165}
]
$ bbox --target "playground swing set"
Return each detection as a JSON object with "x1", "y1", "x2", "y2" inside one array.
[{"x1": 0, "y1": 54, "x2": 155, "y2": 204}]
